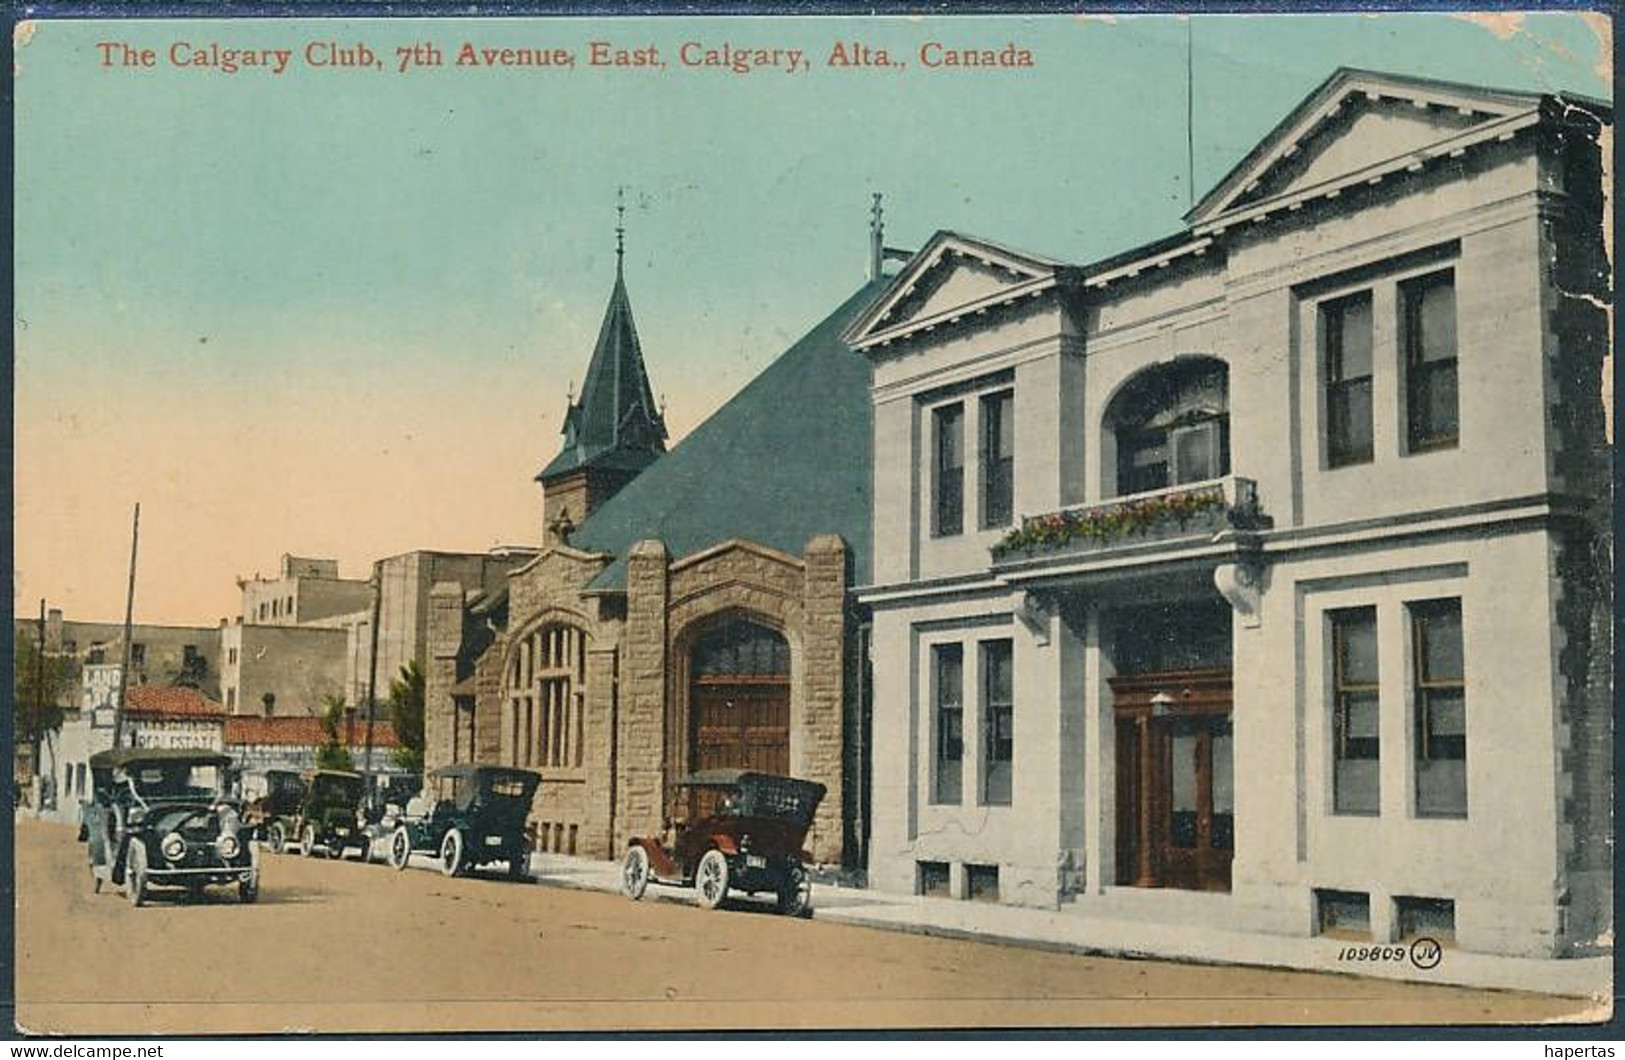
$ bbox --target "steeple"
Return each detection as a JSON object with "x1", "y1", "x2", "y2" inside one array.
[{"x1": 537, "y1": 196, "x2": 668, "y2": 542}]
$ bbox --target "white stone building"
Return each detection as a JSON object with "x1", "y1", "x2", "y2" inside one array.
[{"x1": 848, "y1": 70, "x2": 1610, "y2": 959}]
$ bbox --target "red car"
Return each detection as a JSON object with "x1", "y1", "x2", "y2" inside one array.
[{"x1": 621, "y1": 769, "x2": 826, "y2": 917}]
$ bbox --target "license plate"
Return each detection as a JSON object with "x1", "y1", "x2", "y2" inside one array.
[
  {"x1": 746, "y1": 855, "x2": 767, "y2": 869},
  {"x1": 485, "y1": 836, "x2": 503, "y2": 846}
]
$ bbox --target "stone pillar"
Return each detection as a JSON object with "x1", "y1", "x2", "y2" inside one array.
[
  {"x1": 1081, "y1": 604, "x2": 1115, "y2": 895},
  {"x1": 801, "y1": 534, "x2": 848, "y2": 865},
  {"x1": 616, "y1": 540, "x2": 669, "y2": 851},
  {"x1": 583, "y1": 645, "x2": 619, "y2": 859},
  {"x1": 424, "y1": 582, "x2": 465, "y2": 774}
]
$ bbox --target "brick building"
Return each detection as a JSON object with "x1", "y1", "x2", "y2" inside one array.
[
  {"x1": 425, "y1": 238, "x2": 881, "y2": 867},
  {"x1": 852, "y1": 70, "x2": 1611, "y2": 958}
]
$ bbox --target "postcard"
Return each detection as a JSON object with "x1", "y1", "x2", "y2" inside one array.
[{"x1": 12, "y1": 8, "x2": 1614, "y2": 1036}]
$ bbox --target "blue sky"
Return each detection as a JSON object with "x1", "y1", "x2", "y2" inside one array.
[{"x1": 14, "y1": 12, "x2": 1611, "y2": 622}]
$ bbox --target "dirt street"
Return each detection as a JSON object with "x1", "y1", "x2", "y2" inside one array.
[{"x1": 13, "y1": 819, "x2": 1592, "y2": 1034}]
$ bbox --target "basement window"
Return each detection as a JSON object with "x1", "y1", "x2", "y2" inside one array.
[
  {"x1": 1396, "y1": 896, "x2": 1456, "y2": 945},
  {"x1": 966, "y1": 864, "x2": 1000, "y2": 903},
  {"x1": 917, "y1": 861, "x2": 951, "y2": 898},
  {"x1": 1315, "y1": 888, "x2": 1372, "y2": 940}
]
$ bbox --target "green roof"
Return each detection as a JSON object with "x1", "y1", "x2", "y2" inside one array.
[{"x1": 573, "y1": 280, "x2": 884, "y2": 590}]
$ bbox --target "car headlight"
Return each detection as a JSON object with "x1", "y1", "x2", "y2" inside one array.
[
  {"x1": 161, "y1": 832, "x2": 186, "y2": 862},
  {"x1": 127, "y1": 808, "x2": 147, "y2": 826},
  {"x1": 216, "y1": 833, "x2": 241, "y2": 860}
]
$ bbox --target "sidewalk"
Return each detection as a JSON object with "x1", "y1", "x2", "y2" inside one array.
[{"x1": 524, "y1": 851, "x2": 1611, "y2": 1002}]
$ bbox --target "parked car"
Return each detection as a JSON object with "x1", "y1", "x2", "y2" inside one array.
[
  {"x1": 241, "y1": 769, "x2": 307, "y2": 853},
  {"x1": 386, "y1": 764, "x2": 540, "y2": 879},
  {"x1": 292, "y1": 770, "x2": 368, "y2": 859},
  {"x1": 84, "y1": 747, "x2": 259, "y2": 906},
  {"x1": 359, "y1": 772, "x2": 422, "y2": 862},
  {"x1": 621, "y1": 769, "x2": 825, "y2": 916}
]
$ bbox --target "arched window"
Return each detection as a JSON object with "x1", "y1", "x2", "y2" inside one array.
[
  {"x1": 507, "y1": 624, "x2": 587, "y2": 770},
  {"x1": 1106, "y1": 358, "x2": 1229, "y2": 497}
]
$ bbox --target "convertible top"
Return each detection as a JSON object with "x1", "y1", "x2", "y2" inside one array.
[
  {"x1": 89, "y1": 747, "x2": 232, "y2": 770},
  {"x1": 676, "y1": 769, "x2": 826, "y2": 824},
  {"x1": 431, "y1": 763, "x2": 541, "y2": 784}
]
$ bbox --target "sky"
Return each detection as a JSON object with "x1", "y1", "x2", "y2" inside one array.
[{"x1": 13, "y1": 11, "x2": 1611, "y2": 625}]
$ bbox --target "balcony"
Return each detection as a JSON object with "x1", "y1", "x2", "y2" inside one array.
[{"x1": 991, "y1": 476, "x2": 1268, "y2": 563}]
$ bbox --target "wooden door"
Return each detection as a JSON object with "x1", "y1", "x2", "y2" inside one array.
[{"x1": 690, "y1": 678, "x2": 790, "y2": 776}]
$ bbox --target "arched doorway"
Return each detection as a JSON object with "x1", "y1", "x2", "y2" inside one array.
[{"x1": 687, "y1": 617, "x2": 791, "y2": 775}]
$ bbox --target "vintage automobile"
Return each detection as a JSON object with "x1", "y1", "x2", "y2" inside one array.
[
  {"x1": 84, "y1": 747, "x2": 259, "y2": 906},
  {"x1": 358, "y1": 772, "x2": 422, "y2": 862},
  {"x1": 386, "y1": 763, "x2": 540, "y2": 878},
  {"x1": 241, "y1": 769, "x2": 307, "y2": 853},
  {"x1": 621, "y1": 769, "x2": 825, "y2": 917},
  {"x1": 292, "y1": 770, "x2": 368, "y2": 859}
]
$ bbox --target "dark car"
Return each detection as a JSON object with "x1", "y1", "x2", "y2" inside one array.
[
  {"x1": 84, "y1": 748, "x2": 259, "y2": 906},
  {"x1": 386, "y1": 764, "x2": 540, "y2": 879},
  {"x1": 242, "y1": 769, "x2": 307, "y2": 853},
  {"x1": 621, "y1": 769, "x2": 826, "y2": 917},
  {"x1": 293, "y1": 770, "x2": 368, "y2": 860}
]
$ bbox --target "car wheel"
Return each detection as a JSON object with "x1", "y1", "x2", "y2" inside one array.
[
  {"x1": 389, "y1": 827, "x2": 412, "y2": 871},
  {"x1": 266, "y1": 822, "x2": 286, "y2": 854},
  {"x1": 239, "y1": 874, "x2": 259, "y2": 904},
  {"x1": 301, "y1": 824, "x2": 318, "y2": 858},
  {"x1": 776, "y1": 862, "x2": 812, "y2": 918},
  {"x1": 126, "y1": 844, "x2": 148, "y2": 908},
  {"x1": 440, "y1": 829, "x2": 466, "y2": 878},
  {"x1": 622, "y1": 846, "x2": 651, "y2": 900},
  {"x1": 507, "y1": 845, "x2": 529, "y2": 881},
  {"x1": 694, "y1": 849, "x2": 729, "y2": 910}
]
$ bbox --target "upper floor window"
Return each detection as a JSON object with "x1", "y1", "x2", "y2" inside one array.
[
  {"x1": 932, "y1": 403, "x2": 965, "y2": 537},
  {"x1": 1321, "y1": 291, "x2": 1374, "y2": 467},
  {"x1": 979, "y1": 390, "x2": 1015, "y2": 529},
  {"x1": 1402, "y1": 271, "x2": 1458, "y2": 453},
  {"x1": 1330, "y1": 607, "x2": 1379, "y2": 816},
  {"x1": 130, "y1": 642, "x2": 146, "y2": 667},
  {"x1": 1411, "y1": 598, "x2": 1466, "y2": 818},
  {"x1": 1107, "y1": 358, "x2": 1229, "y2": 497}
]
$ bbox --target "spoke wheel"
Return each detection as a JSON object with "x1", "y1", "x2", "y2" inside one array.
[
  {"x1": 301, "y1": 824, "x2": 318, "y2": 858},
  {"x1": 507, "y1": 844, "x2": 529, "y2": 881},
  {"x1": 389, "y1": 827, "x2": 412, "y2": 871},
  {"x1": 126, "y1": 844, "x2": 148, "y2": 908},
  {"x1": 440, "y1": 829, "x2": 466, "y2": 878},
  {"x1": 622, "y1": 846, "x2": 651, "y2": 900},
  {"x1": 776, "y1": 861, "x2": 812, "y2": 918},
  {"x1": 266, "y1": 822, "x2": 286, "y2": 854},
  {"x1": 239, "y1": 874, "x2": 259, "y2": 904},
  {"x1": 694, "y1": 849, "x2": 729, "y2": 910}
]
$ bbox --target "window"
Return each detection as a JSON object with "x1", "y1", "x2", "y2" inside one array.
[
  {"x1": 259, "y1": 603, "x2": 268, "y2": 621},
  {"x1": 966, "y1": 864, "x2": 1000, "y2": 902},
  {"x1": 979, "y1": 390, "x2": 1015, "y2": 528},
  {"x1": 130, "y1": 642, "x2": 146, "y2": 667},
  {"x1": 1330, "y1": 607, "x2": 1379, "y2": 815},
  {"x1": 88, "y1": 643, "x2": 106, "y2": 665},
  {"x1": 931, "y1": 644, "x2": 963, "y2": 804},
  {"x1": 1411, "y1": 598, "x2": 1466, "y2": 818},
  {"x1": 932, "y1": 403, "x2": 964, "y2": 537},
  {"x1": 1322, "y1": 291, "x2": 1374, "y2": 467},
  {"x1": 286, "y1": 595, "x2": 295, "y2": 617},
  {"x1": 1107, "y1": 358, "x2": 1229, "y2": 497},
  {"x1": 981, "y1": 639, "x2": 1014, "y2": 806},
  {"x1": 509, "y1": 625, "x2": 587, "y2": 770},
  {"x1": 917, "y1": 860, "x2": 951, "y2": 897},
  {"x1": 1316, "y1": 889, "x2": 1372, "y2": 939},
  {"x1": 1403, "y1": 271, "x2": 1458, "y2": 452},
  {"x1": 1396, "y1": 896, "x2": 1456, "y2": 943},
  {"x1": 226, "y1": 688, "x2": 236, "y2": 711}
]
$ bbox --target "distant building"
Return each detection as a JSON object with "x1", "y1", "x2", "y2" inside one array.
[
  {"x1": 15, "y1": 609, "x2": 221, "y2": 706},
  {"x1": 223, "y1": 715, "x2": 404, "y2": 776}
]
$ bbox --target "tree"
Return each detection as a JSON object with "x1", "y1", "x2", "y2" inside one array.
[
  {"x1": 387, "y1": 659, "x2": 425, "y2": 774},
  {"x1": 14, "y1": 628, "x2": 72, "y2": 787},
  {"x1": 315, "y1": 694, "x2": 354, "y2": 772}
]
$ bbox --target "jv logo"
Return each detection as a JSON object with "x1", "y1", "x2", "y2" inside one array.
[{"x1": 1408, "y1": 936, "x2": 1444, "y2": 970}]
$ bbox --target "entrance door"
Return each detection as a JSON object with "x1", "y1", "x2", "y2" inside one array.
[
  {"x1": 690, "y1": 681, "x2": 790, "y2": 775},
  {"x1": 1111, "y1": 670, "x2": 1234, "y2": 892},
  {"x1": 687, "y1": 617, "x2": 792, "y2": 777}
]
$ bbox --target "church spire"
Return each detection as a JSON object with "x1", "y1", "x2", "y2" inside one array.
[{"x1": 536, "y1": 194, "x2": 668, "y2": 489}]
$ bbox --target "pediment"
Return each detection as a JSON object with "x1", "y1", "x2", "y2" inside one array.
[
  {"x1": 1190, "y1": 69, "x2": 1544, "y2": 227},
  {"x1": 844, "y1": 230, "x2": 1067, "y2": 350}
]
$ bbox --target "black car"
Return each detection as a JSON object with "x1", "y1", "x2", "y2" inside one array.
[
  {"x1": 85, "y1": 748, "x2": 259, "y2": 906},
  {"x1": 293, "y1": 770, "x2": 368, "y2": 859},
  {"x1": 386, "y1": 764, "x2": 540, "y2": 879},
  {"x1": 242, "y1": 769, "x2": 307, "y2": 853}
]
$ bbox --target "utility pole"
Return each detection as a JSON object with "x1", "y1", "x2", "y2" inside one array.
[
  {"x1": 33, "y1": 598, "x2": 45, "y2": 807},
  {"x1": 361, "y1": 559, "x2": 383, "y2": 792},
  {"x1": 111, "y1": 502, "x2": 140, "y2": 750}
]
